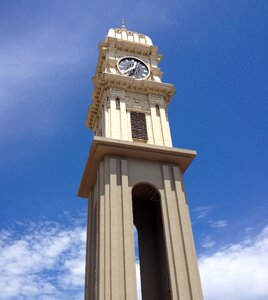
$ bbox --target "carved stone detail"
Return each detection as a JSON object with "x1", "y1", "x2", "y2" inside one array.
[
  {"x1": 125, "y1": 92, "x2": 150, "y2": 114},
  {"x1": 103, "y1": 96, "x2": 110, "y2": 109},
  {"x1": 148, "y1": 94, "x2": 166, "y2": 108},
  {"x1": 107, "y1": 87, "x2": 125, "y2": 99}
]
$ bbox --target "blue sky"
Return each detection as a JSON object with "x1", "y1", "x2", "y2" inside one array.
[{"x1": 0, "y1": 0, "x2": 267, "y2": 299}]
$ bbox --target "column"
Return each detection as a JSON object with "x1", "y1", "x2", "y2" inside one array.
[
  {"x1": 120, "y1": 100, "x2": 129, "y2": 141},
  {"x1": 109, "y1": 158, "x2": 120, "y2": 300},
  {"x1": 104, "y1": 101, "x2": 110, "y2": 138},
  {"x1": 110, "y1": 99, "x2": 118, "y2": 139},
  {"x1": 173, "y1": 166, "x2": 204, "y2": 300},
  {"x1": 150, "y1": 105, "x2": 162, "y2": 145},
  {"x1": 162, "y1": 165, "x2": 192, "y2": 300},
  {"x1": 145, "y1": 112, "x2": 154, "y2": 144},
  {"x1": 104, "y1": 157, "x2": 111, "y2": 300},
  {"x1": 159, "y1": 106, "x2": 172, "y2": 147},
  {"x1": 121, "y1": 160, "x2": 138, "y2": 300},
  {"x1": 97, "y1": 162, "x2": 105, "y2": 300}
]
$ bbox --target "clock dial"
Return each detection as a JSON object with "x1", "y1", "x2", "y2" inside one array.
[{"x1": 118, "y1": 57, "x2": 150, "y2": 80}]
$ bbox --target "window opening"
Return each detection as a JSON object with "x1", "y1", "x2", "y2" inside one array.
[
  {"x1": 130, "y1": 112, "x2": 148, "y2": 141},
  {"x1": 155, "y1": 104, "x2": 160, "y2": 116},
  {"x1": 116, "y1": 97, "x2": 120, "y2": 110}
]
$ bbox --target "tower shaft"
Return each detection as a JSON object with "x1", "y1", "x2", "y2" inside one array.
[{"x1": 78, "y1": 25, "x2": 203, "y2": 300}]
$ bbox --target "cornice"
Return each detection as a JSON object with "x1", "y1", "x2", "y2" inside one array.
[
  {"x1": 104, "y1": 38, "x2": 162, "y2": 60},
  {"x1": 86, "y1": 73, "x2": 176, "y2": 129},
  {"x1": 78, "y1": 137, "x2": 196, "y2": 198}
]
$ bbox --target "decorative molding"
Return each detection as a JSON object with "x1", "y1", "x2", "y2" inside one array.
[
  {"x1": 107, "y1": 87, "x2": 125, "y2": 98},
  {"x1": 103, "y1": 96, "x2": 110, "y2": 109},
  {"x1": 87, "y1": 73, "x2": 175, "y2": 129},
  {"x1": 148, "y1": 94, "x2": 166, "y2": 108},
  {"x1": 125, "y1": 92, "x2": 150, "y2": 114}
]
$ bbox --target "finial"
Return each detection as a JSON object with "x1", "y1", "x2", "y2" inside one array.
[{"x1": 122, "y1": 18, "x2": 125, "y2": 28}]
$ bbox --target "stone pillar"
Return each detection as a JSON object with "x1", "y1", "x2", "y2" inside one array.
[
  {"x1": 120, "y1": 100, "x2": 129, "y2": 141},
  {"x1": 162, "y1": 165, "x2": 191, "y2": 300},
  {"x1": 103, "y1": 101, "x2": 110, "y2": 138},
  {"x1": 150, "y1": 105, "x2": 162, "y2": 145},
  {"x1": 173, "y1": 167, "x2": 204, "y2": 300},
  {"x1": 159, "y1": 106, "x2": 172, "y2": 147},
  {"x1": 85, "y1": 156, "x2": 137, "y2": 300},
  {"x1": 110, "y1": 99, "x2": 118, "y2": 139},
  {"x1": 145, "y1": 112, "x2": 154, "y2": 145},
  {"x1": 121, "y1": 160, "x2": 138, "y2": 300},
  {"x1": 160, "y1": 165, "x2": 204, "y2": 300}
]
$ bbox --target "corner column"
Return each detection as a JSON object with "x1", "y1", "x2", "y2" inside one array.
[
  {"x1": 121, "y1": 160, "x2": 138, "y2": 300},
  {"x1": 162, "y1": 165, "x2": 191, "y2": 300},
  {"x1": 87, "y1": 156, "x2": 137, "y2": 300},
  {"x1": 159, "y1": 106, "x2": 172, "y2": 146},
  {"x1": 173, "y1": 166, "x2": 204, "y2": 300}
]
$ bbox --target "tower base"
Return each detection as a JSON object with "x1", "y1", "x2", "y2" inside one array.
[{"x1": 78, "y1": 137, "x2": 203, "y2": 300}]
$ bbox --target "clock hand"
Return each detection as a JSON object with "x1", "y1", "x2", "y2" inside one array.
[
  {"x1": 123, "y1": 61, "x2": 137, "y2": 74},
  {"x1": 123, "y1": 66, "x2": 134, "y2": 74},
  {"x1": 134, "y1": 62, "x2": 139, "y2": 74}
]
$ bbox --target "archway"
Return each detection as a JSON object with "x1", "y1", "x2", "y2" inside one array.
[{"x1": 132, "y1": 183, "x2": 171, "y2": 300}]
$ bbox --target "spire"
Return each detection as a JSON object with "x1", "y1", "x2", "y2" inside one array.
[{"x1": 121, "y1": 18, "x2": 126, "y2": 29}]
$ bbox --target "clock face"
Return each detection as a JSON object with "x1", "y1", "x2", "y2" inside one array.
[{"x1": 118, "y1": 57, "x2": 150, "y2": 80}]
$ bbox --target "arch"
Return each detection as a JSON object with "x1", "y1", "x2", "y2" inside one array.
[
  {"x1": 132, "y1": 182, "x2": 160, "y2": 202},
  {"x1": 132, "y1": 183, "x2": 171, "y2": 300}
]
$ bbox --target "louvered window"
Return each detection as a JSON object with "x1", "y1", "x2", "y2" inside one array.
[{"x1": 130, "y1": 112, "x2": 148, "y2": 141}]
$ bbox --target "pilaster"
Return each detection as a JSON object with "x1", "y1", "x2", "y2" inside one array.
[
  {"x1": 150, "y1": 105, "x2": 161, "y2": 145},
  {"x1": 97, "y1": 162, "x2": 105, "y2": 300},
  {"x1": 120, "y1": 100, "x2": 129, "y2": 140},
  {"x1": 173, "y1": 167, "x2": 204, "y2": 300},
  {"x1": 110, "y1": 99, "x2": 118, "y2": 139},
  {"x1": 104, "y1": 101, "x2": 110, "y2": 138},
  {"x1": 109, "y1": 158, "x2": 120, "y2": 300},
  {"x1": 121, "y1": 160, "x2": 138, "y2": 300},
  {"x1": 159, "y1": 107, "x2": 172, "y2": 147},
  {"x1": 162, "y1": 165, "x2": 191, "y2": 300},
  {"x1": 85, "y1": 156, "x2": 137, "y2": 300},
  {"x1": 104, "y1": 157, "x2": 111, "y2": 300}
]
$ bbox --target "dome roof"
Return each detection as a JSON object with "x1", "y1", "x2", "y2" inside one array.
[{"x1": 106, "y1": 27, "x2": 153, "y2": 46}]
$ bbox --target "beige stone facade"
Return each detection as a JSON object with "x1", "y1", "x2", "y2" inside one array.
[
  {"x1": 94, "y1": 89, "x2": 172, "y2": 147},
  {"x1": 78, "y1": 25, "x2": 203, "y2": 300}
]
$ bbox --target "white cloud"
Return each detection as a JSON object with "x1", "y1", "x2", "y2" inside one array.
[
  {"x1": 209, "y1": 219, "x2": 228, "y2": 228},
  {"x1": 136, "y1": 262, "x2": 142, "y2": 300},
  {"x1": 2, "y1": 217, "x2": 268, "y2": 300},
  {"x1": 199, "y1": 226, "x2": 268, "y2": 300},
  {"x1": 201, "y1": 235, "x2": 216, "y2": 249},
  {"x1": 0, "y1": 220, "x2": 86, "y2": 299},
  {"x1": 194, "y1": 205, "x2": 215, "y2": 220}
]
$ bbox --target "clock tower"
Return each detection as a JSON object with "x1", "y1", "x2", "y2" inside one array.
[{"x1": 78, "y1": 23, "x2": 203, "y2": 300}]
